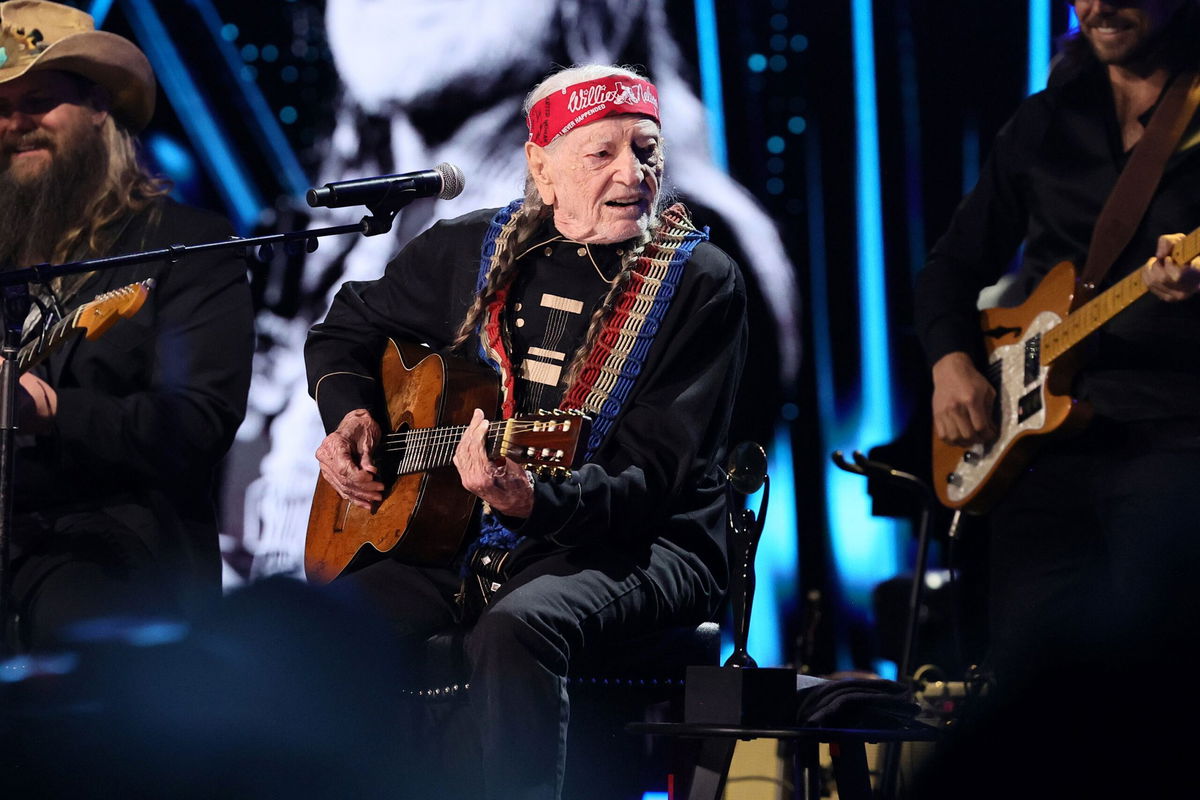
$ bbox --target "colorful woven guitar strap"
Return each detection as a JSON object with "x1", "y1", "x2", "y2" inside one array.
[{"x1": 468, "y1": 198, "x2": 707, "y2": 556}]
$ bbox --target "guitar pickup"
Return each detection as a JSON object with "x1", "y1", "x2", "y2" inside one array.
[
  {"x1": 1024, "y1": 334, "x2": 1041, "y2": 385},
  {"x1": 1017, "y1": 389, "x2": 1043, "y2": 422}
]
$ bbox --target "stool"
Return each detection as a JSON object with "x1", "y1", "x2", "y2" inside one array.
[{"x1": 414, "y1": 620, "x2": 721, "y2": 799}]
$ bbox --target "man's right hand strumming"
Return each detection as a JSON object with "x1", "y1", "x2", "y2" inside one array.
[
  {"x1": 931, "y1": 351, "x2": 997, "y2": 447},
  {"x1": 315, "y1": 408, "x2": 384, "y2": 509}
]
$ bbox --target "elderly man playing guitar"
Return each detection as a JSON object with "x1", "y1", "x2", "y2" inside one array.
[{"x1": 305, "y1": 64, "x2": 746, "y2": 800}]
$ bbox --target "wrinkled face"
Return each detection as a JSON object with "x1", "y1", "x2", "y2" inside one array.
[
  {"x1": 1074, "y1": 0, "x2": 1184, "y2": 66},
  {"x1": 0, "y1": 70, "x2": 107, "y2": 182},
  {"x1": 525, "y1": 115, "x2": 664, "y2": 244}
]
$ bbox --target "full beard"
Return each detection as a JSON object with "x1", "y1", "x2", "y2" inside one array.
[{"x1": 0, "y1": 129, "x2": 107, "y2": 269}]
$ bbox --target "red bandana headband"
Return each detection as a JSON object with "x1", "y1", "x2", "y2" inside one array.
[{"x1": 526, "y1": 76, "x2": 660, "y2": 147}]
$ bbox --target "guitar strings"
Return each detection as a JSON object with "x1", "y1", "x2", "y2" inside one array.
[
  {"x1": 381, "y1": 422, "x2": 578, "y2": 465},
  {"x1": 380, "y1": 420, "x2": 579, "y2": 474},
  {"x1": 382, "y1": 421, "x2": 571, "y2": 445}
]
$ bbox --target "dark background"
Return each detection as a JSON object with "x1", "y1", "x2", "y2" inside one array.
[{"x1": 78, "y1": 0, "x2": 1079, "y2": 679}]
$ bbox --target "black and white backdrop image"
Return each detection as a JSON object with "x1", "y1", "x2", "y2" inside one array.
[{"x1": 220, "y1": 0, "x2": 801, "y2": 587}]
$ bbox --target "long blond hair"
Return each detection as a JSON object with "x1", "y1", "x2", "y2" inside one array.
[{"x1": 51, "y1": 113, "x2": 170, "y2": 265}]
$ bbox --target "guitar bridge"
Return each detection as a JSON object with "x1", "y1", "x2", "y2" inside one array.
[{"x1": 1017, "y1": 388, "x2": 1043, "y2": 422}]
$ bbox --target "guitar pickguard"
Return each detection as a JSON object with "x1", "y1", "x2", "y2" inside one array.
[{"x1": 943, "y1": 310, "x2": 1061, "y2": 505}]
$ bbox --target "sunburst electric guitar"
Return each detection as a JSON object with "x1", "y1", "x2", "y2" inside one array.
[
  {"x1": 304, "y1": 339, "x2": 591, "y2": 585},
  {"x1": 932, "y1": 229, "x2": 1200, "y2": 512},
  {"x1": 15, "y1": 280, "x2": 154, "y2": 372}
]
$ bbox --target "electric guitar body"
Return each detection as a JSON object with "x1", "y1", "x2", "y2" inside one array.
[{"x1": 932, "y1": 260, "x2": 1093, "y2": 512}]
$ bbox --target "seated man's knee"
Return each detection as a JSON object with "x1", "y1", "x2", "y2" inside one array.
[{"x1": 466, "y1": 600, "x2": 570, "y2": 675}]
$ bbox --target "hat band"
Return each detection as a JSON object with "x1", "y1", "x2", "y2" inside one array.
[
  {"x1": 526, "y1": 76, "x2": 659, "y2": 147},
  {"x1": 0, "y1": 22, "x2": 48, "y2": 72}
]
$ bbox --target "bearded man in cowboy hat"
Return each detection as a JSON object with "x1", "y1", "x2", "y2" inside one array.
[{"x1": 0, "y1": 0, "x2": 253, "y2": 649}]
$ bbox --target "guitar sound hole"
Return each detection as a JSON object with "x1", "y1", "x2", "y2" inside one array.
[{"x1": 380, "y1": 423, "x2": 408, "y2": 480}]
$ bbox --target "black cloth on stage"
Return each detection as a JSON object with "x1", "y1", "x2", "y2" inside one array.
[
  {"x1": 794, "y1": 677, "x2": 921, "y2": 729},
  {"x1": 10, "y1": 197, "x2": 254, "y2": 645}
]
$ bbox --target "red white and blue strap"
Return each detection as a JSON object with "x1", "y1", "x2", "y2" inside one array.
[{"x1": 559, "y1": 204, "x2": 705, "y2": 458}]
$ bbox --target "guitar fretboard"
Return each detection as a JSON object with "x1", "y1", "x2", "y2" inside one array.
[
  {"x1": 1042, "y1": 229, "x2": 1200, "y2": 364},
  {"x1": 16, "y1": 306, "x2": 85, "y2": 373},
  {"x1": 382, "y1": 418, "x2": 575, "y2": 476}
]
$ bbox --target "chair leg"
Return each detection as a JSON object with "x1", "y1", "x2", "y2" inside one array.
[
  {"x1": 788, "y1": 740, "x2": 821, "y2": 800},
  {"x1": 829, "y1": 741, "x2": 873, "y2": 800},
  {"x1": 673, "y1": 737, "x2": 736, "y2": 800}
]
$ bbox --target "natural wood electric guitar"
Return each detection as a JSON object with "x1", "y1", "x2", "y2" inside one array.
[
  {"x1": 932, "y1": 229, "x2": 1200, "y2": 512},
  {"x1": 16, "y1": 280, "x2": 154, "y2": 372},
  {"x1": 304, "y1": 339, "x2": 590, "y2": 585}
]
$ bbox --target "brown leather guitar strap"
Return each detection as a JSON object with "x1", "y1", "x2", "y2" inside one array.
[{"x1": 1075, "y1": 70, "x2": 1200, "y2": 309}]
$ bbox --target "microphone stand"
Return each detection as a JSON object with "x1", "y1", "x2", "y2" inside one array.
[{"x1": 0, "y1": 199, "x2": 407, "y2": 655}]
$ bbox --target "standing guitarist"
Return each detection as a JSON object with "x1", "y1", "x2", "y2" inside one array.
[
  {"x1": 916, "y1": 0, "x2": 1200, "y2": 691},
  {"x1": 307, "y1": 64, "x2": 746, "y2": 800},
  {"x1": 0, "y1": 2, "x2": 253, "y2": 649}
]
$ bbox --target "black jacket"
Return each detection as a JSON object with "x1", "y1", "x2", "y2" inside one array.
[{"x1": 16, "y1": 197, "x2": 254, "y2": 593}]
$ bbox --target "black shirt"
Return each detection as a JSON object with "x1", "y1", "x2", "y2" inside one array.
[
  {"x1": 505, "y1": 222, "x2": 626, "y2": 412},
  {"x1": 915, "y1": 62, "x2": 1200, "y2": 420}
]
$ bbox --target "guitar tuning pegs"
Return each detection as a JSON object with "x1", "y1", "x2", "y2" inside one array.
[
  {"x1": 553, "y1": 468, "x2": 570, "y2": 482},
  {"x1": 536, "y1": 465, "x2": 552, "y2": 480}
]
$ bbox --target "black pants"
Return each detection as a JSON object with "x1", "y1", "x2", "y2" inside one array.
[
  {"x1": 8, "y1": 505, "x2": 180, "y2": 651},
  {"x1": 987, "y1": 419, "x2": 1200, "y2": 690},
  {"x1": 341, "y1": 540, "x2": 721, "y2": 800}
]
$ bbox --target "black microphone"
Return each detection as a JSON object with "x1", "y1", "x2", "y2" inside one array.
[{"x1": 306, "y1": 162, "x2": 465, "y2": 209}]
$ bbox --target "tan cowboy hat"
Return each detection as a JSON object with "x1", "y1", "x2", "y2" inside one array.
[{"x1": 0, "y1": 0, "x2": 155, "y2": 131}]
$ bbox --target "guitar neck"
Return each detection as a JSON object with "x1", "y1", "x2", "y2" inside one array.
[
  {"x1": 1042, "y1": 227, "x2": 1200, "y2": 364},
  {"x1": 15, "y1": 306, "x2": 85, "y2": 373}
]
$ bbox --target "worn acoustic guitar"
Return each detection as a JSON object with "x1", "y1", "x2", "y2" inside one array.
[
  {"x1": 304, "y1": 338, "x2": 590, "y2": 585},
  {"x1": 932, "y1": 228, "x2": 1200, "y2": 512},
  {"x1": 16, "y1": 279, "x2": 154, "y2": 372}
]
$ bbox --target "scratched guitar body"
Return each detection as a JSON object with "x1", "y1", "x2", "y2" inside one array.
[
  {"x1": 306, "y1": 339, "x2": 591, "y2": 584},
  {"x1": 305, "y1": 339, "x2": 499, "y2": 584},
  {"x1": 932, "y1": 260, "x2": 1092, "y2": 512}
]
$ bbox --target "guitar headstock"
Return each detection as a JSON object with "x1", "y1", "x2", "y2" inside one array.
[
  {"x1": 78, "y1": 279, "x2": 154, "y2": 340},
  {"x1": 492, "y1": 409, "x2": 592, "y2": 480}
]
